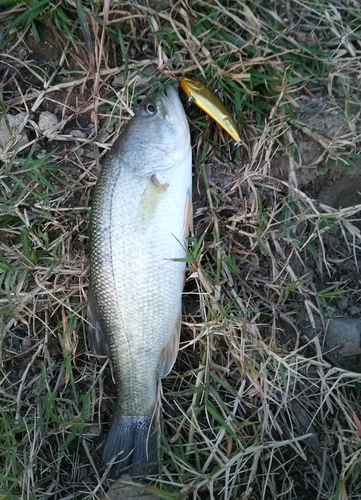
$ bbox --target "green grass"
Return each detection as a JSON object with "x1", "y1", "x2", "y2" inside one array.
[{"x1": 0, "y1": 0, "x2": 361, "y2": 499}]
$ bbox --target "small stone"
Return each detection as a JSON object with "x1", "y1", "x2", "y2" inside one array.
[
  {"x1": 84, "y1": 150, "x2": 96, "y2": 159},
  {"x1": 113, "y1": 73, "x2": 125, "y2": 86},
  {"x1": 38, "y1": 111, "x2": 59, "y2": 132},
  {"x1": 82, "y1": 424, "x2": 101, "y2": 438},
  {"x1": 324, "y1": 318, "x2": 361, "y2": 372},
  {"x1": 349, "y1": 306, "x2": 361, "y2": 316},
  {"x1": 106, "y1": 475, "x2": 158, "y2": 500},
  {"x1": 9, "y1": 327, "x2": 25, "y2": 352},
  {"x1": 8, "y1": 112, "x2": 28, "y2": 128},
  {"x1": 97, "y1": 130, "x2": 111, "y2": 143},
  {"x1": 337, "y1": 297, "x2": 349, "y2": 311},
  {"x1": 169, "y1": 53, "x2": 183, "y2": 69},
  {"x1": 69, "y1": 129, "x2": 87, "y2": 138},
  {"x1": 113, "y1": 64, "x2": 158, "y2": 90},
  {"x1": 0, "y1": 112, "x2": 29, "y2": 156},
  {"x1": 22, "y1": 337, "x2": 33, "y2": 350},
  {"x1": 37, "y1": 149, "x2": 49, "y2": 159}
]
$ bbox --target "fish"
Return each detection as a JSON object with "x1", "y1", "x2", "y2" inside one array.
[
  {"x1": 88, "y1": 85, "x2": 192, "y2": 480},
  {"x1": 180, "y1": 75, "x2": 242, "y2": 145}
]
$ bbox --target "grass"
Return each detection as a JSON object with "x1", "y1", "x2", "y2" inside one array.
[{"x1": 0, "y1": 0, "x2": 361, "y2": 499}]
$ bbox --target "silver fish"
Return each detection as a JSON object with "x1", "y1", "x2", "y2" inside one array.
[{"x1": 88, "y1": 86, "x2": 192, "y2": 479}]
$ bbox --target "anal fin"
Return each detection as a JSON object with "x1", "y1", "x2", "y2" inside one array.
[
  {"x1": 183, "y1": 189, "x2": 193, "y2": 239},
  {"x1": 158, "y1": 312, "x2": 181, "y2": 378}
]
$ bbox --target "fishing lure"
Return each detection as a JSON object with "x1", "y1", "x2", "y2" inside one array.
[{"x1": 180, "y1": 75, "x2": 242, "y2": 146}]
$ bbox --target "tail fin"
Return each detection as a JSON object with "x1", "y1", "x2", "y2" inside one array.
[{"x1": 101, "y1": 413, "x2": 158, "y2": 480}]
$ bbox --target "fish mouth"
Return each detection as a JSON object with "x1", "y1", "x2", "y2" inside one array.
[
  {"x1": 163, "y1": 85, "x2": 180, "y2": 103},
  {"x1": 145, "y1": 85, "x2": 190, "y2": 158},
  {"x1": 162, "y1": 86, "x2": 184, "y2": 114},
  {"x1": 161, "y1": 85, "x2": 188, "y2": 129}
]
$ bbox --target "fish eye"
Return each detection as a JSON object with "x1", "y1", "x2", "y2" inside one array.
[{"x1": 146, "y1": 103, "x2": 156, "y2": 114}]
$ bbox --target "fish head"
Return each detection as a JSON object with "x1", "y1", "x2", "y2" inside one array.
[
  {"x1": 116, "y1": 86, "x2": 191, "y2": 172},
  {"x1": 138, "y1": 86, "x2": 190, "y2": 160}
]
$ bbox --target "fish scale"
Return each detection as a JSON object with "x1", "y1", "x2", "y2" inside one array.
[{"x1": 88, "y1": 86, "x2": 192, "y2": 479}]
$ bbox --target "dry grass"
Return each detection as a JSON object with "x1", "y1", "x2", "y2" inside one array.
[{"x1": 0, "y1": 0, "x2": 361, "y2": 499}]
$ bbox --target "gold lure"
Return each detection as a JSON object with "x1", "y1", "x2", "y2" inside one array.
[{"x1": 180, "y1": 75, "x2": 242, "y2": 145}]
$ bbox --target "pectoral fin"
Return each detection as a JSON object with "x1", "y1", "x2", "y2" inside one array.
[
  {"x1": 158, "y1": 312, "x2": 181, "y2": 377},
  {"x1": 136, "y1": 174, "x2": 168, "y2": 227},
  {"x1": 87, "y1": 284, "x2": 110, "y2": 359},
  {"x1": 183, "y1": 189, "x2": 193, "y2": 238}
]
